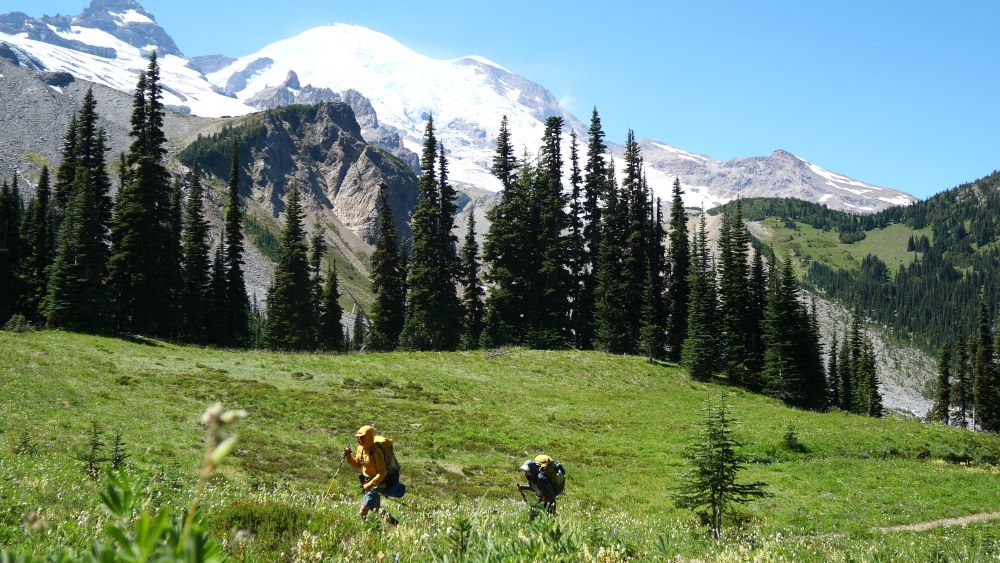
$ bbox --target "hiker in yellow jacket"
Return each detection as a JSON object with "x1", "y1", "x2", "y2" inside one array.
[{"x1": 343, "y1": 425, "x2": 404, "y2": 524}]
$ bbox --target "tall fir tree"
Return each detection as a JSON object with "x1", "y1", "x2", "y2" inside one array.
[
  {"x1": 179, "y1": 164, "x2": 211, "y2": 342},
  {"x1": 837, "y1": 329, "x2": 853, "y2": 411},
  {"x1": 308, "y1": 226, "x2": 326, "y2": 342},
  {"x1": 437, "y1": 144, "x2": 461, "y2": 287},
  {"x1": 745, "y1": 246, "x2": 767, "y2": 389},
  {"x1": 481, "y1": 116, "x2": 523, "y2": 347},
  {"x1": 566, "y1": 131, "x2": 587, "y2": 348},
  {"x1": 53, "y1": 115, "x2": 79, "y2": 214},
  {"x1": 400, "y1": 116, "x2": 461, "y2": 350},
  {"x1": 367, "y1": 189, "x2": 406, "y2": 351},
  {"x1": 222, "y1": 143, "x2": 249, "y2": 346},
  {"x1": 682, "y1": 213, "x2": 719, "y2": 381},
  {"x1": 973, "y1": 301, "x2": 998, "y2": 431},
  {"x1": 620, "y1": 130, "x2": 650, "y2": 352},
  {"x1": 855, "y1": 337, "x2": 883, "y2": 417},
  {"x1": 762, "y1": 256, "x2": 805, "y2": 405},
  {"x1": 802, "y1": 299, "x2": 827, "y2": 410},
  {"x1": 18, "y1": 166, "x2": 54, "y2": 320},
  {"x1": 42, "y1": 170, "x2": 109, "y2": 331},
  {"x1": 42, "y1": 90, "x2": 113, "y2": 331},
  {"x1": 640, "y1": 196, "x2": 669, "y2": 360},
  {"x1": 108, "y1": 55, "x2": 177, "y2": 337},
  {"x1": 718, "y1": 200, "x2": 753, "y2": 385},
  {"x1": 827, "y1": 333, "x2": 840, "y2": 408},
  {"x1": 594, "y1": 159, "x2": 632, "y2": 353},
  {"x1": 209, "y1": 240, "x2": 227, "y2": 340},
  {"x1": 954, "y1": 332, "x2": 970, "y2": 428},
  {"x1": 0, "y1": 178, "x2": 24, "y2": 324},
  {"x1": 263, "y1": 184, "x2": 316, "y2": 350},
  {"x1": 460, "y1": 210, "x2": 485, "y2": 349},
  {"x1": 665, "y1": 178, "x2": 690, "y2": 361},
  {"x1": 578, "y1": 108, "x2": 607, "y2": 349},
  {"x1": 318, "y1": 262, "x2": 344, "y2": 352},
  {"x1": 933, "y1": 342, "x2": 952, "y2": 424},
  {"x1": 530, "y1": 116, "x2": 571, "y2": 348}
]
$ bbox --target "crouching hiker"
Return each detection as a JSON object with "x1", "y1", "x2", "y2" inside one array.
[
  {"x1": 343, "y1": 425, "x2": 405, "y2": 525},
  {"x1": 517, "y1": 455, "x2": 565, "y2": 517}
]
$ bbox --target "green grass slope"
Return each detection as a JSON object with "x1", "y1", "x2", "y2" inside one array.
[
  {"x1": 756, "y1": 218, "x2": 929, "y2": 274},
  {"x1": 3, "y1": 331, "x2": 1000, "y2": 560}
]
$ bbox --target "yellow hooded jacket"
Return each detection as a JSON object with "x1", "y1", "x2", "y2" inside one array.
[{"x1": 346, "y1": 425, "x2": 387, "y2": 492}]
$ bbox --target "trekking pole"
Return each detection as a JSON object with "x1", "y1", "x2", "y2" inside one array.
[
  {"x1": 325, "y1": 456, "x2": 346, "y2": 496},
  {"x1": 382, "y1": 495, "x2": 418, "y2": 511}
]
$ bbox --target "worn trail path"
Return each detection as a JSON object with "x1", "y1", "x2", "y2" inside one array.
[{"x1": 878, "y1": 512, "x2": 1000, "y2": 533}]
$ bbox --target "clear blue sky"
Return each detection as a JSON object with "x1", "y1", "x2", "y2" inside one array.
[{"x1": 24, "y1": 0, "x2": 1000, "y2": 198}]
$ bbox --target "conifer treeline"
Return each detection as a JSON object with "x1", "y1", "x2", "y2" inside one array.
[
  {"x1": 0, "y1": 67, "x2": 890, "y2": 415},
  {"x1": 0, "y1": 53, "x2": 347, "y2": 351},
  {"x1": 363, "y1": 110, "x2": 879, "y2": 414},
  {"x1": 930, "y1": 302, "x2": 1000, "y2": 431}
]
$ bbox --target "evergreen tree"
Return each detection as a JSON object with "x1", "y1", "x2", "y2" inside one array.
[
  {"x1": 367, "y1": 189, "x2": 406, "y2": 351},
  {"x1": 0, "y1": 178, "x2": 24, "y2": 324},
  {"x1": 932, "y1": 341, "x2": 952, "y2": 424},
  {"x1": 762, "y1": 256, "x2": 804, "y2": 404},
  {"x1": 672, "y1": 400, "x2": 771, "y2": 539},
  {"x1": 481, "y1": 116, "x2": 522, "y2": 347},
  {"x1": 460, "y1": 210, "x2": 485, "y2": 349},
  {"x1": 42, "y1": 171, "x2": 109, "y2": 331},
  {"x1": 718, "y1": 200, "x2": 752, "y2": 385},
  {"x1": 263, "y1": 184, "x2": 316, "y2": 350},
  {"x1": 222, "y1": 143, "x2": 249, "y2": 346},
  {"x1": 179, "y1": 164, "x2": 211, "y2": 342},
  {"x1": 209, "y1": 240, "x2": 227, "y2": 341},
  {"x1": 640, "y1": 196, "x2": 669, "y2": 361},
  {"x1": 108, "y1": 55, "x2": 177, "y2": 337},
  {"x1": 827, "y1": 333, "x2": 840, "y2": 408},
  {"x1": 973, "y1": 301, "x2": 998, "y2": 431},
  {"x1": 955, "y1": 332, "x2": 970, "y2": 427},
  {"x1": 318, "y1": 262, "x2": 344, "y2": 352},
  {"x1": 620, "y1": 131, "x2": 650, "y2": 351},
  {"x1": 53, "y1": 114, "x2": 79, "y2": 213},
  {"x1": 682, "y1": 213, "x2": 719, "y2": 381},
  {"x1": 530, "y1": 116, "x2": 571, "y2": 348},
  {"x1": 566, "y1": 131, "x2": 587, "y2": 348},
  {"x1": 665, "y1": 178, "x2": 690, "y2": 361},
  {"x1": 745, "y1": 246, "x2": 767, "y2": 388},
  {"x1": 18, "y1": 167, "x2": 54, "y2": 320},
  {"x1": 856, "y1": 337, "x2": 883, "y2": 417},
  {"x1": 307, "y1": 227, "x2": 326, "y2": 342},
  {"x1": 594, "y1": 160, "x2": 632, "y2": 353},
  {"x1": 837, "y1": 329, "x2": 853, "y2": 410},
  {"x1": 846, "y1": 304, "x2": 865, "y2": 412},
  {"x1": 802, "y1": 298, "x2": 828, "y2": 410},
  {"x1": 400, "y1": 116, "x2": 461, "y2": 350},
  {"x1": 437, "y1": 144, "x2": 460, "y2": 287},
  {"x1": 352, "y1": 307, "x2": 367, "y2": 351},
  {"x1": 578, "y1": 108, "x2": 607, "y2": 349}
]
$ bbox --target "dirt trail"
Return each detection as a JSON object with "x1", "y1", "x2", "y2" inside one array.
[{"x1": 878, "y1": 512, "x2": 1000, "y2": 533}]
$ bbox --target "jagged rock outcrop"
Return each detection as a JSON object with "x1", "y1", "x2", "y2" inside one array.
[
  {"x1": 242, "y1": 71, "x2": 420, "y2": 174},
  {"x1": 178, "y1": 101, "x2": 419, "y2": 244}
]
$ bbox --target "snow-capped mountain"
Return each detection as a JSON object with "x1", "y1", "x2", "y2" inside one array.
[
  {"x1": 0, "y1": 0, "x2": 917, "y2": 210},
  {"x1": 207, "y1": 23, "x2": 583, "y2": 194},
  {"x1": 0, "y1": 0, "x2": 250, "y2": 116}
]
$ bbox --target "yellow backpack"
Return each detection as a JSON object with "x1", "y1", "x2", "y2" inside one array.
[
  {"x1": 534, "y1": 455, "x2": 565, "y2": 495},
  {"x1": 372, "y1": 435, "x2": 401, "y2": 486}
]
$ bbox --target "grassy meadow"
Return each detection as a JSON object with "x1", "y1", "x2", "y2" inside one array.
[{"x1": 2, "y1": 330, "x2": 1000, "y2": 560}]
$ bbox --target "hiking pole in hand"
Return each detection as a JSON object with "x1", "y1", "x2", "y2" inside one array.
[{"x1": 325, "y1": 454, "x2": 347, "y2": 496}]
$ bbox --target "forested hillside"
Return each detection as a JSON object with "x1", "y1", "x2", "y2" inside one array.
[{"x1": 717, "y1": 170, "x2": 1000, "y2": 354}]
